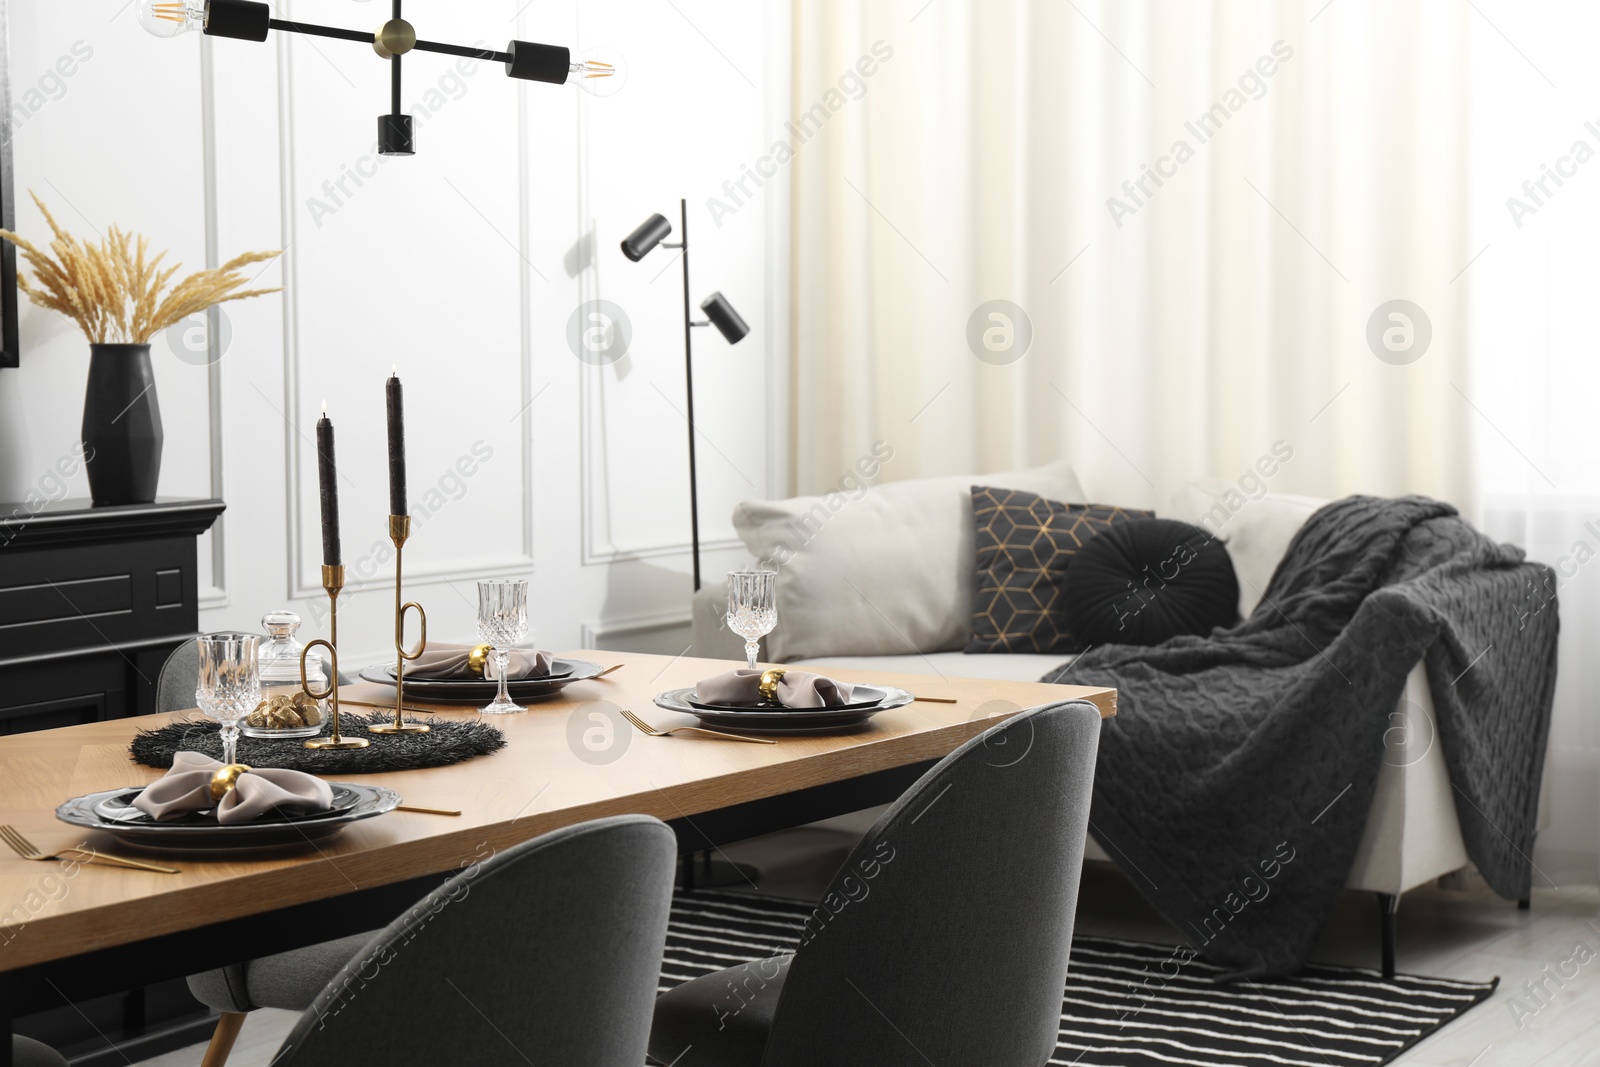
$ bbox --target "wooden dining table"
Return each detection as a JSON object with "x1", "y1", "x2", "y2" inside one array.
[{"x1": 0, "y1": 649, "x2": 1113, "y2": 1065}]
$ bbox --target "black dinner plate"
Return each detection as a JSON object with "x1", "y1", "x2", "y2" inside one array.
[
  {"x1": 92, "y1": 785, "x2": 364, "y2": 827},
  {"x1": 57, "y1": 782, "x2": 400, "y2": 851},
  {"x1": 359, "y1": 658, "x2": 602, "y2": 704},
  {"x1": 370, "y1": 661, "x2": 576, "y2": 683},
  {"x1": 685, "y1": 685, "x2": 893, "y2": 714},
  {"x1": 653, "y1": 685, "x2": 914, "y2": 735},
  {"x1": 691, "y1": 707, "x2": 880, "y2": 732}
]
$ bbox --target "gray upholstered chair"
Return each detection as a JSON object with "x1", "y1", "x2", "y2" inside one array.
[
  {"x1": 156, "y1": 638, "x2": 341, "y2": 714},
  {"x1": 155, "y1": 638, "x2": 200, "y2": 715},
  {"x1": 189, "y1": 814, "x2": 678, "y2": 1067},
  {"x1": 11, "y1": 1036, "x2": 68, "y2": 1067},
  {"x1": 647, "y1": 699, "x2": 1103, "y2": 1067}
]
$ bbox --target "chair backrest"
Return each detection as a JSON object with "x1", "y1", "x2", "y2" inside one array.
[
  {"x1": 271, "y1": 814, "x2": 678, "y2": 1067},
  {"x1": 155, "y1": 638, "x2": 338, "y2": 713},
  {"x1": 155, "y1": 639, "x2": 200, "y2": 714},
  {"x1": 760, "y1": 700, "x2": 1102, "y2": 1067}
]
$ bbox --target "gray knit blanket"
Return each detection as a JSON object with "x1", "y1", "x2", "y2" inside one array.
[{"x1": 1043, "y1": 495, "x2": 1558, "y2": 979}]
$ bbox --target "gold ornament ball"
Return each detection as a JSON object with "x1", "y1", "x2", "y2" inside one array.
[
  {"x1": 209, "y1": 763, "x2": 252, "y2": 802},
  {"x1": 757, "y1": 668, "x2": 788, "y2": 704}
]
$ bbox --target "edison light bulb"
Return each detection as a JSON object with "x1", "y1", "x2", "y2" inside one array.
[
  {"x1": 572, "y1": 46, "x2": 627, "y2": 98},
  {"x1": 136, "y1": 0, "x2": 205, "y2": 37}
]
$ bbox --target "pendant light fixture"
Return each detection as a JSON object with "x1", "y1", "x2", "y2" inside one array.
[{"x1": 135, "y1": 0, "x2": 623, "y2": 155}]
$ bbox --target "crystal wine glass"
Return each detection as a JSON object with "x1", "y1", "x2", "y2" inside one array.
[
  {"x1": 195, "y1": 632, "x2": 261, "y2": 765},
  {"x1": 477, "y1": 579, "x2": 530, "y2": 715},
  {"x1": 726, "y1": 570, "x2": 777, "y2": 670}
]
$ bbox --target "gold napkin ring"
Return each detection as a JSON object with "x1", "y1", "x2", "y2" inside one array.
[
  {"x1": 757, "y1": 668, "x2": 787, "y2": 704},
  {"x1": 468, "y1": 644, "x2": 493, "y2": 677},
  {"x1": 210, "y1": 763, "x2": 253, "y2": 802}
]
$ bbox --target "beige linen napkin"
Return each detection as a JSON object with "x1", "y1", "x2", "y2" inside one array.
[
  {"x1": 694, "y1": 669, "x2": 855, "y2": 709},
  {"x1": 133, "y1": 751, "x2": 335, "y2": 825},
  {"x1": 407, "y1": 642, "x2": 556, "y2": 681}
]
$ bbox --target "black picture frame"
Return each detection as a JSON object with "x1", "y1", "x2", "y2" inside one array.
[{"x1": 0, "y1": 0, "x2": 18, "y2": 369}]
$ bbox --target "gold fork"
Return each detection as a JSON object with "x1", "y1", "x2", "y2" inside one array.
[
  {"x1": 0, "y1": 825, "x2": 179, "y2": 874},
  {"x1": 619, "y1": 708, "x2": 775, "y2": 745}
]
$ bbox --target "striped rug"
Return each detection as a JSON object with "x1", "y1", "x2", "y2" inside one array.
[{"x1": 663, "y1": 888, "x2": 1496, "y2": 1067}]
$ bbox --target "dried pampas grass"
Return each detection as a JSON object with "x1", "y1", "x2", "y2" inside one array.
[{"x1": 0, "y1": 191, "x2": 282, "y2": 345}]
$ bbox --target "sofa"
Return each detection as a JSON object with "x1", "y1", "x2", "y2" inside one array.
[{"x1": 690, "y1": 462, "x2": 1548, "y2": 971}]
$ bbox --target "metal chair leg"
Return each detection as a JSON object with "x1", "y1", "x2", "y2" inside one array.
[
  {"x1": 1518, "y1": 896, "x2": 1531, "y2": 911},
  {"x1": 679, "y1": 852, "x2": 698, "y2": 891},
  {"x1": 1376, "y1": 892, "x2": 1397, "y2": 980}
]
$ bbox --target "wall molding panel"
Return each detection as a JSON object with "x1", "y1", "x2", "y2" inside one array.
[
  {"x1": 197, "y1": 35, "x2": 228, "y2": 607},
  {"x1": 273, "y1": 3, "x2": 537, "y2": 604},
  {"x1": 579, "y1": 609, "x2": 693, "y2": 654},
  {"x1": 4, "y1": 0, "x2": 789, "y2": 659}
]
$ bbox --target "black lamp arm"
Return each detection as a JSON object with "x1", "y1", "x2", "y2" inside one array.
[
  {"x1": 260, "y1": 19, "x2": 517, "y2": 63},
  {"x1": 412, "y1": 39, "x2": 513, "y2": 64},
  {"x1": 264, "y1": 19, "x2": 372, "y2": 46}
]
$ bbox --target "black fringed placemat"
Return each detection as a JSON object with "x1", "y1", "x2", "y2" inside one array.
[{"x1": 130, "y1": 713, "x2": 506, "y2": 774}]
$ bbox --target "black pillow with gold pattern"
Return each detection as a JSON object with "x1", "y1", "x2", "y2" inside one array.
[{"x1": 965, "y1": 486, "x2": 1153, "y2": 654}]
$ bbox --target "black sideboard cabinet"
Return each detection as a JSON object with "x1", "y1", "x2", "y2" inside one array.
[
  {"x1": 1, "y1": 498, "x2": 228, "y2": 1063},
  {"x1": 0, "y1": 497, "x2": 225, "y2": 735}
]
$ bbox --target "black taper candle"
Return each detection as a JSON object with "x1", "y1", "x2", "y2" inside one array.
[
  {"x1": 316, "y1": 404, "x2": 341, "y2": 566},
  {"x1": 386, "y1": 370, "x2": 407, "y2": 516}
]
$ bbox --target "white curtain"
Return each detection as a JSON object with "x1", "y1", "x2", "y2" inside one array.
[
  {"x1": 791, "y1": 0, "x2": 1596, "y2": 881},
  {"x1": 790, "y1": 0, "x2": 1471, "y2": 513},
  {"x1": 1465, "y1": 2, "x2": 1600, "y2": 884}
]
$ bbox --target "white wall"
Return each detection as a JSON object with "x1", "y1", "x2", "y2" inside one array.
[{"x1": 4, "y1": 0, "x2": 790, "y2": 665}]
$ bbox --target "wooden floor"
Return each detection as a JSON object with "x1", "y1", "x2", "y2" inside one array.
[{"x1": 134, "y1": 828, "x2": 1600, "y2": 1067}]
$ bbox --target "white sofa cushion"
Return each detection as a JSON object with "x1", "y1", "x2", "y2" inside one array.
[
  {"x1": 733, "y1": 461, "x2": 1085, "y2": 662},
  {"x1": 1164, "y1": 480, "x2": 1330, "y2": 617}
]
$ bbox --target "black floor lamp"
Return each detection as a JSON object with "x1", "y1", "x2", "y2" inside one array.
[
  {"x1": 622, "y1": 200, "x2": 750, "y2": 592},
  {"x1": 623, "y1": 203, "x2": 754, "y2": 890}
]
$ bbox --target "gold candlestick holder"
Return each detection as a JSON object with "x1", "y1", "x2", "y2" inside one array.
[
  {"x1": 301, "y1": 565, "x2": 370, "y2": 750},
  {"x1": 369, "y1": 515, "x2": 430, "y2": 735}
]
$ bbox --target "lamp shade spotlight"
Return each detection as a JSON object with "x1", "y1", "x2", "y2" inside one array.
[
  {"x1": 621, "y1": 214, "x2": 673, "y2": 261},
  {"x1": 504, "y1": 39, "x2": 570, "y2": 84},
  {"x1": 700, "y1": 292, "x2": 749, "y2": 345}
]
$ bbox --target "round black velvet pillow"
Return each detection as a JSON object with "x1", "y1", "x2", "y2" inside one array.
[{"x1": 1061, "y1": 518, "x2": 1239, "y2": 647}]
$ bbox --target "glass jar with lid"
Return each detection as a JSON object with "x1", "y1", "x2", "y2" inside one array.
[{"x1": 242, "y1": 609, "x2": 326, "y2": 739}]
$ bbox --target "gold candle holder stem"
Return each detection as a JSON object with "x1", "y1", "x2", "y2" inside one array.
[
  {"x1": 370, "y1": 515, "x2": 430, "y2": 735},
  {"x1": 302, "y1": 565, "x2": 369, "y2": 750}
]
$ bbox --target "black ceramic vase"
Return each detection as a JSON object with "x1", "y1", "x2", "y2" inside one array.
[{"x1": 82, "y1": 343, "x2": 163, "y2": 505}]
